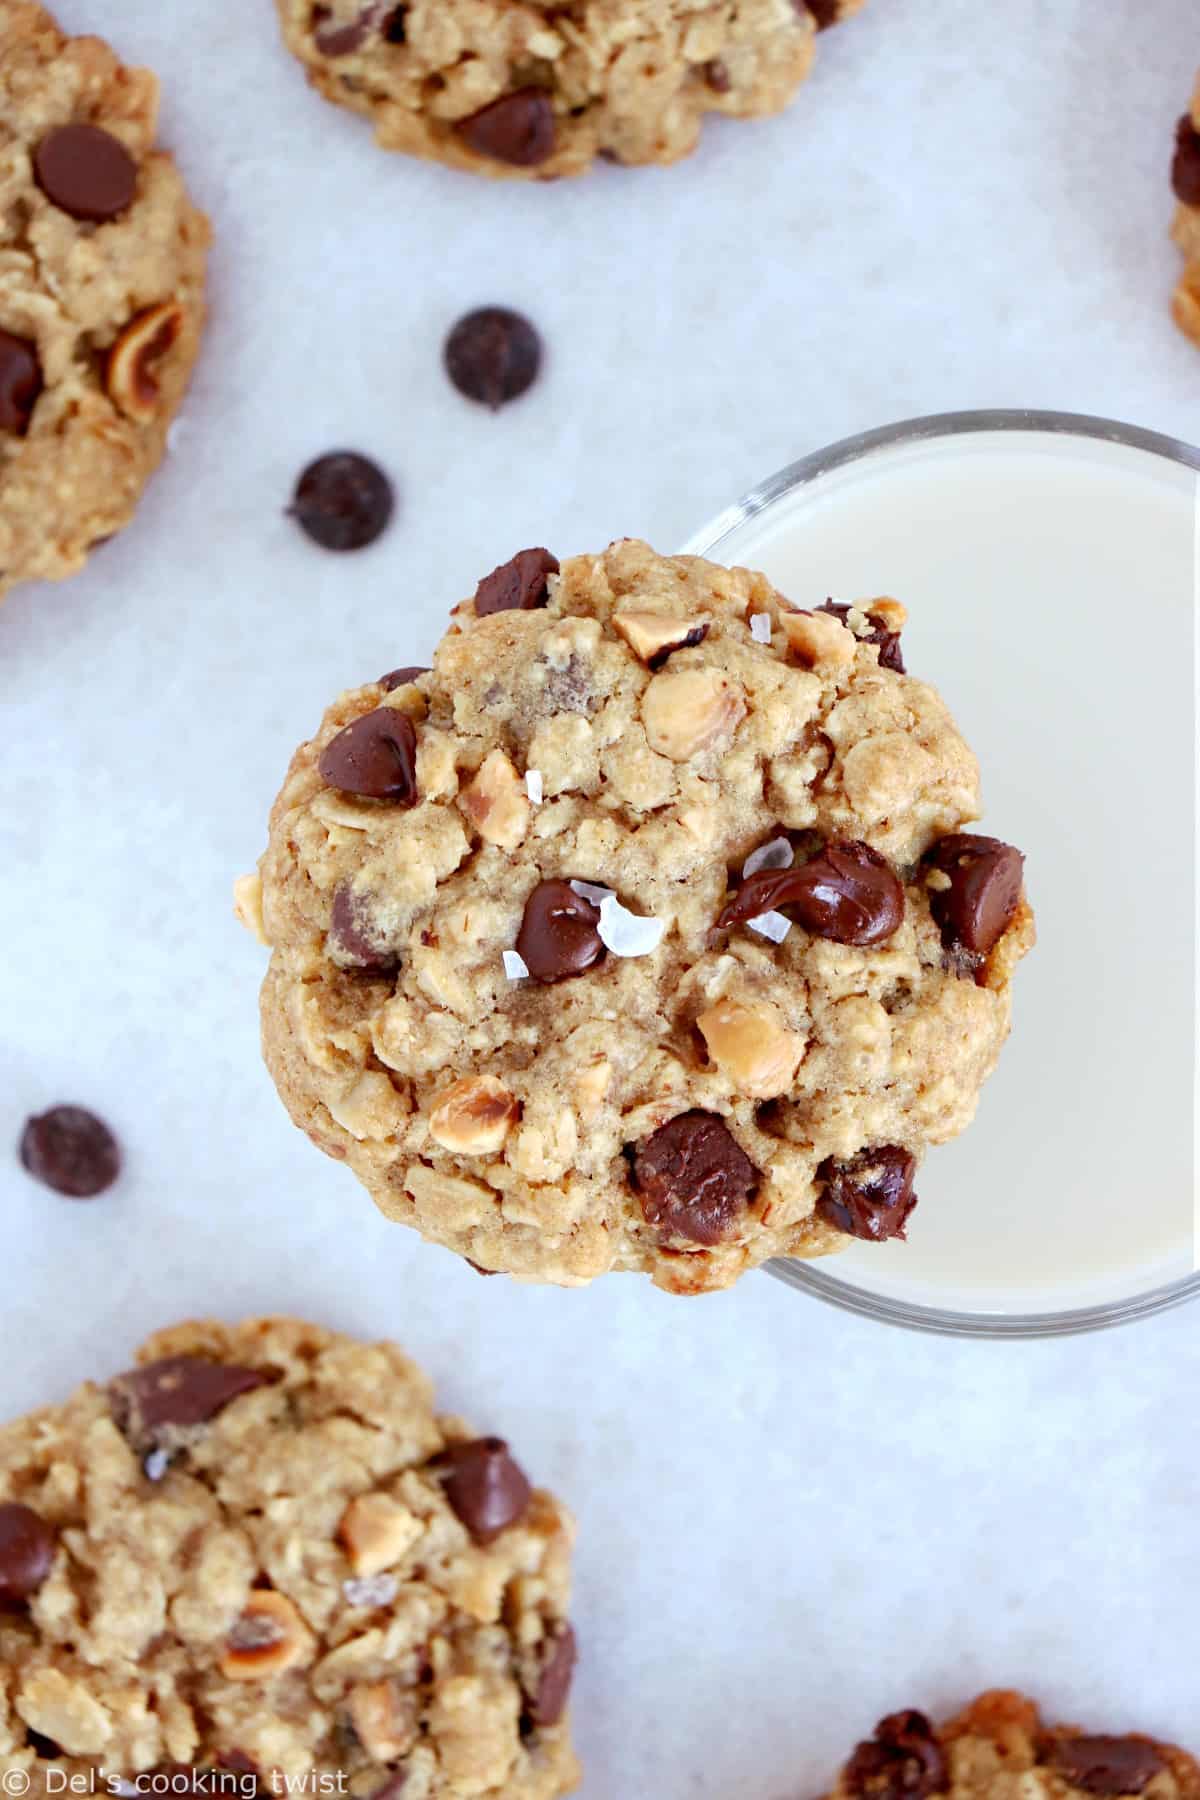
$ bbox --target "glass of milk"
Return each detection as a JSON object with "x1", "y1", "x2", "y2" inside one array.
[{"x1": 684, "y1": 411, "x2": 1200, "y2": 1336}]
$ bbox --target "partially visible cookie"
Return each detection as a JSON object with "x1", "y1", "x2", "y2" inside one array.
[
  {"x1": 827, "y1": 1693, "x2": 1199, "y2": 1800},
  {"x1": 245, "y1": 538, "x2": 1033, "y2": 1295},
  {"x1": 0, "y1": 0, "x2": 209, "y2": 600},
  {"x1": 1171, "y1": 75, "x2": 1200, "y2": 345},
  {"x1": 272, "y1": 0, "x2": 866, "y2": 180},
  {"x1": 0, "y1": 1316, "x2": 580, "y2": 1799}
]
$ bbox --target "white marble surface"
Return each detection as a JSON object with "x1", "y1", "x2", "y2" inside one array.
[{"x1": 2, "y1": 0, "x2": 1199, "y2": 1787}]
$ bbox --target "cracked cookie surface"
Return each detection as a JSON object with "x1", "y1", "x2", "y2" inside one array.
[
  {"x1": 272, "y1": 0, "x2": 865, "y2": 180},
  {"x1": 0, "y1": 0, "x2": 209, "y2": 600},
  {"x1": 0, "y1": 1316, "x2": 579, "y2": 1800},
  {"x1": 1171, "y1": 75, "x2": 1200, "y2": 346},
  {"x1": 246, "y1": 539, "x2": 1033, "y2": 1294},
  {"x1": 826, "y1": 1691, "x2": 1199, "y2": 1800}
]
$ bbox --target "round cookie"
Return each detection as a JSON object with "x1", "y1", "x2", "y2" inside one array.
[
  {"x1": 245, "y1": 539, "x2": 1034, "y2": 1295},
  {"x1": 1170, "y1": 75, "x2": 1200, "y2": 346},
  {"x1": 272, "y1": 0, "x2": 866, "y2": 180},
  {"x1": 0, "y1": 1317, "x2": 579, "y2": 1799},
  {"x1": 827, "y1": 1692, "x2": 1198, "y2": 1800},
  {"x1": 0, "y1": 0, "x2": 209, "y2": 601}
]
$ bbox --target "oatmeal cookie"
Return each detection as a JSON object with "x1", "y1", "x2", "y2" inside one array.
[
  {"x1": 0, "y1": 1317, "x2": 579, "y2": 1800},
  {"x1": 1171, "y1": 75, "x2": 1200, "y2": 345},
  {"x1": 827, "y1": 1692, "x2": 1198, "y2": 1800},
  {"x1": 0, "y1": 0, "x2": 209, "y2": 600},
  {"x1": 244, "y1": 539, "x2": 1033, "y2": 1294},
  {"x1": 271, "y1": 0, "x2": 866, "y2": 179}
]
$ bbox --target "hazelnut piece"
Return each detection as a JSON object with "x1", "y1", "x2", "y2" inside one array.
[
  {"x1": 612, "y1": 611, "x2": 709, "y2": 668},
  {"x1": 429, "y1": 1075, "x2": 519, "y2": 1154},
  {"x1": 347, "y1": 1679, "x2": 419, "y2": 1762},
  {"x1": 696, "y1": 997, "x2": 804, "y2": 1098},
  {"x1": 458, "y1": 749, "x2": 530, "y2": 850},
  {"x1": 220, "y1": 1590, "x2": 313, "y2": 1681},
  {"x1": 339, "y1": 1493, "x2": 423, "y2": 1578},
  {"x1": 640, "y1": 668, "x2": 745, "y2": 761},
  {"x1": 106, "y1": 301, "x2": 185, "y2": 425}
]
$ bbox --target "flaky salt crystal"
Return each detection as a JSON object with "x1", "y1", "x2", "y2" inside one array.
[
  {"x1": 525, "y1": 769, "x2": 543, "y2": 804},
  {"x1": 569, "y1": 879, "x2": 614, "y2": 906},
  {"x1": 749, "y1": 612, "x2": 773, "y2": 644},
  {"x1": 502, "y1": 950, "x2": 530, "y2": 980},
  {"x1": 343, "y1": 1573, "x2": 398, "y2": 1609},
  {"x1": 748, "y1": 910, "x2": 792, "y2": 944},
  {"x1": 743, "y1": 835, "x2": 793, "y2": 878},
  {"x1": 597, "y1": 895, "x2": 664, "y2": 958}
]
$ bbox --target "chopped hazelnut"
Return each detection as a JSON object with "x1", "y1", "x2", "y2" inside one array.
[
  {"x1": 220, "y1": 1590, "x2": 313, "y2": 1681},
  {"x1": 779, "y1": 608, "x2": 856, "y2": 671},
  {"x1": 640, "y1": 668, "x2": 745, "y2": 761},
  {"x1": 697, "y1": 997, "x2": 804, "y2": 1098},
  {"x1": 864, "y1": 596, "x2": 907, "y2": 632},
  {"x1": 429, "y1": 1075, "x2": 519, "y2": 1155},
  {"x1": 458, "y1": 750, "x2": 530, "y2": 851},
  {"x1": 339, "y1": 1494, "x2": 423, "y2": 1578},
  {"x1": 612, "y1": 611, "x2": 709, "y2": 667},
  {"x1": 106, "y1": 301, "x2": 185, "y2": 425},
  {"x1": 347, "y1": 1679, "x2": 419, "y2": 1762}
]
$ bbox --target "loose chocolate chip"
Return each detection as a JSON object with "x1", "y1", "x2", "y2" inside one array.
[
  {"x1": 0, "y1": 1503, "x2": 57, "y2": 1608},
  {"x1": 456, "y1": 89, "x2": 556, "y2": 167},
  {"x1": 1172, "y1": 116, "x2": 1200, "y2": 206},
  {"x1": 109, "y1": 1356, "x2": 277, "y2": 1453},
  {"x1": 329, "y1": 882, "x2": 399, "y2": 974},
  {"x1": 515, "y1": 879, "x2": 605, "y2": 982},
  {"x1": 313, "y1": 3, "x2": 380, "y2": 55},
  {"x1": 289, "y1": 452, "x2": 394, "y2": 552},
  {"x1": 816, "y1": 1145, "x2": 917, "y2": 1242},
  {"x1": 378, "y1": 664, "x2": 428, "y2": 691},
  {"x1": 718, "y1": 840, "x2": 904, "y2": 946},
  {"x1": 19, "y1": 1106, "x2": 120, "y2": 1198},
  {"x1": 527, "y1": 1623, "x2": 578, "y2": 1727},
  {"x1": 816, "y1": 598, "x2": 905, "y2": 672},
  {"x1": 631, "y1": 1111, "x2": 758, "y2": 1245},
  {"x1": 844, "y1": 1710, "x2": 948, "y2": 1800},
  {"x1": 0, "y1": 329, "x2": 42, "y2": 436},
  {"x1": 318, "y1": 708, "x2": 419, "y2": 804},
  {"x1": 1047, "y1": 1738, "x2": 1167, "y2": 1798},
  {"x1": 444, "y1": 306, "x2": 542, "y2": 410},
  {"x1": 924, "y1": 833, "x2": 1023, "y2": 961},
  {"x1": 474, "y1": 547, "x2": 559, "y2": 616},
  {"x1": 33, "y1": 123, "x2": 138, "y2": 222},
  {"x1": 435, "y1": 1436, "x2": 532, "y2": 1543}
]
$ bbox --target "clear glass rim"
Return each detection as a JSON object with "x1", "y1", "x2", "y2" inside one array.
[{"x1": 687, "y1": 408, "x2": 1200, "y2": 1340}]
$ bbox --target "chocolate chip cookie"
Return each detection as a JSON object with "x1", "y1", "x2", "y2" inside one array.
[
  {"x1": 0, "y1": 0, "x2": 209, "y2": 601},
  {"x1": 272, "y1": 0, "x2": 866, "y2": 180},
  {"x1": 1171, "y1": 75, "x2": 1200, "y2": 346},
  {"x1": 0, "y1": 1316, "x2": 579, "y2": 1799},
  {"x1": 828, "y1": 1693, "x2": 1198, "y2": 1800},
  {"x1": 244, "y1": 539, "x2": 1033, "y2": 1294}
]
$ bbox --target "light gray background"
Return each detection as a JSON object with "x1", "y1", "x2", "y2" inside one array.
[{"x1": 2, "y1": 0, "x2": 1198, "y2": 1788}]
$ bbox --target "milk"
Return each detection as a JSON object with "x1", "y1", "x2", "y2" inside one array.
[{"x1": 689, "y1": 424, "x2": 1199, "y2": 1315}]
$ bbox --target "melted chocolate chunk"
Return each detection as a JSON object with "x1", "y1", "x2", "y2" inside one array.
[
  {"x1": 0, "y1": 1503, "x2": 57, "y2": 1608},
  {"x1": 378, "y1": 665, "x2": 428, "y2": 691},
  {"x1": 110, "y1": 1356, "x2": 277, "y2": 1454},
  {"x1": 924, "y1": 833, "x2": 1023, "y2": 963},
  {"x1": 631, "y1": 1111, "x2": 758, "y2": 1245},
  {"x1": 318, "y1": 708, "x2": 419, "y2": 804},
  {"x1": 516, "y1": 879, "x2": 605, "y2": 981},
  {"x1": 816, "y1": 1146, "x2": 917, "y2": 1241},
  {"x1": 717, "y1": 840, "x2": 904, "y2": 946},
  {"x1": 434, "y1": 1437, "x2": 532, "y2": 1543},
  {"x1": 844, "y1": 1710, "x2": 948, "y2": 1800},
  {"x1": 1172, "y1": 115, "x2": 1200, "y2": 207},
  {"x1": 473, "y1": 547, "x2": 559, "y2": 616},
  {"x1": 0, "y1": 329, "x2": 42, "y2": 436},
  {"x1": 456, "y1": 89, "x2": 556, "y2": 167},
  {"x1": 526, "y1": 1622, "x2": 578, "y2": 1727},
  {"x1": 1047, "y1": 1738, "x2": 1167, "y2": 1798},
  {"x1": 328, "y1": 883, "x2": 399, "y2": 974}
]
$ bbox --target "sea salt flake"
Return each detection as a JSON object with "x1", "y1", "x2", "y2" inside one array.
[
  {"x1": 748, "y1": 910, "x2": 792, "y2": 944},
  {"x1": 143, "y1": 1448, "x2": 171, "y2": 1483},
  {"x1": 343, "y1": 1573, "x2": 398, "y2": 1609},
  {"x1": 502, "y1": 950, "x2": 530, "y2": 980},
  {"x1": 743, "y1": 835, "x2": 794, "y2": 878},
  {"x1": 597, "y1": 895, "x2": 664, "y2": 958},
  {"x1": 569, "y1": 880, "x2": 614, "y2": 906},
  {"x1": 525, "y1": 770, "x2": 544, "y2": 804},
  {"x1": 749, "y1": 612, "x2": 773, "y2": 644}
]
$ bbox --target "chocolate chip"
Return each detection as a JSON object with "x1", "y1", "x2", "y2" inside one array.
[
  {"x1": 816, "y1": 1146, "x2": 917, "y2": 1241},
  {"x1": 33, "y1": 123, "x2": 138, "y2": 222},
  {"x1": 717, "y1": 840, "x2": 904, "y2": 946},
  {"x1": 804, "y1": 0, "x2": 841, "y2": 26},
  {"x1": 1172, "y1": 116, "x2": 1200, "y2": 206},
  {"x1": 924, "y1": 833, "x2": 1023, "y2": 962},
  {"x1": 1047, "y1": 1738, "x2": 1167, "y2": 1798},
  {"x1": 844, "y1": 1710, "x2": 948, "y2": 1800},
  {"x1": 0, "y1": 1503, "x2": 57, "y2": 1608},
  {"x1": 19, "y1": 1106, "x2": 120, "y2": 1198},
  {"x1": 318, "y1": 708, "x2": 419, "y2": 804},
  {"x1": 515, "y1": 879, "x2": 605, "y2": 982},
  {"x1": 435, "y1": 1437, "x2": 532, "y2": 1543},
  {"x1": 456, "y1": 89, "x2": 556, "y2": 166},
  {"x1": 26, "y1": 1731, "x2": 62, "y2": 1760},
  {"x1": 704, "y1": 59, "x2": 732, "y2": 92},
  {"x1": 444, "y1": 307, "x2": 542, "y2": 410},
  {"x1": 383, "y1": 7, "x2": 407, "y2": 43},
  {"x1": 289, "y1": 452, "x2": 394, "y2": 552},
  {"x1": 109, "y1": 1356, "x2": 277, "y2": 1454},
  {"x1": 0, "y1": 329, "x2": 42, "y2": 436},
  {"x1": 379, "y1": 665, "x2": 428, "y2": 691},
  {"x1": 329, "y1": 882, "x2": 399, "y2": 974},
  {"x1": 473, "y1": 547, "x2": 559, "y2": 616},
  {"x1": 527, "y1": 1623, "x2": 577, "y2": 1727},
  {"x1": 631, "y1": 1111, "x2": 758, "y2": 1245},
  {"x1": 816, "y1": 598, "x2": 905, "y2": 672},
  {"x1": 313, "y1": 4, "x2": 380, "y2": 54}
]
